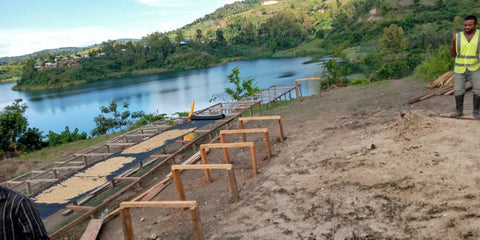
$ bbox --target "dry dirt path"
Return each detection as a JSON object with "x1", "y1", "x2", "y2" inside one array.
[{"x1": 100, "y1": 79, "x2": 480, "y2": 240}]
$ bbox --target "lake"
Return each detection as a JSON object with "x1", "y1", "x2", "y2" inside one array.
[{"x1": 0, "y1": 57, "x2": 326, "y2": 135}]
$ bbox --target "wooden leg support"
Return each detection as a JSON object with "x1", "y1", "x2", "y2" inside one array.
[
  {"x1": 227, "y1": 168, "x2": 239, "y2": 202},
  {"x1": 190, "y1": 206, "x2": 205, "y2": 240},
  {"x1": 172, "y1": 169, "x2": 186, "y2": 201},
  {"x1": 250, "y1": 146, "x2": 258, "y2": 176},
  {"x1": 121, "y1": 208, "x2": 134, "y2": 240},
  {"x1": 199, "y1": 149, "x2": 211, "y2": 182}
]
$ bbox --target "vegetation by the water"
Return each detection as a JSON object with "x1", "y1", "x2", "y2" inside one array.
[{"x1": 4, "y1": 0, "x2": 474, "y2": 90}]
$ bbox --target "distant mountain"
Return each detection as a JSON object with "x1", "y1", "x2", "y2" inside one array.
[{"x1": 0, "y1": 38, "x2": 141, "y2": 65}]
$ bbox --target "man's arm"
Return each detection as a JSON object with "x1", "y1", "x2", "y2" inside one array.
[{"x1": 451, "y1": 35, "x2": 457, "y2": 57}]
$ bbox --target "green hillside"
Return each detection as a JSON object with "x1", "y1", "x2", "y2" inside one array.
[{"x1": 8, "y1": 0, "x2": 480, "y2": 90}]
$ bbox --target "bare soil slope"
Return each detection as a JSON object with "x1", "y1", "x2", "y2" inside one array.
[{"x1": 99, "y1": 79, "x2": 480, "y2": 239}]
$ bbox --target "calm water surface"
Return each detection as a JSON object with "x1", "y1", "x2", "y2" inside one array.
[{"x1": 0, "y1": 57, "x2": 326, "y2": 135}]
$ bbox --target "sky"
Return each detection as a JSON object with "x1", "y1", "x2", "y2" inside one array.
[{"x1": 0, "y1": 0, "x2": 239, "y2": 58}]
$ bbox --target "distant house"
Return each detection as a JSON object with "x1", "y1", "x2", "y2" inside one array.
[
  {"x1": 45, "y1": 62, "x2": 56, "y2": 66},
  {"x1": 98, "y1": 52, "x2": 106, "y2": 56},
  {"x1": 61, "y1": 57, "x2": 68, "y2": 61}
]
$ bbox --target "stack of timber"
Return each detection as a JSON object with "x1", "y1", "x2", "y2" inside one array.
[{"x1": 408, "y1": 71, "x2": 471, "y2": 104}]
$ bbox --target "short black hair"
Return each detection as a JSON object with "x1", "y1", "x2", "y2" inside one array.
[{"x1": 465, "y1": 15, "x2": 478, "y2": 24}]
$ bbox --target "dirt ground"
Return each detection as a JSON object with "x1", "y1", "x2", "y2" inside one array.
[
  {"x1": 95, "y1": 78, "x2": 480, "y2": 239},
  {"x1": 9, "y1": 78, "x2": 465, "y2": 239}
]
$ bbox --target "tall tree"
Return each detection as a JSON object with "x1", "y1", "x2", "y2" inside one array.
[
  {"x1": 20, "y1": 58, "x2": 36, "y2": 83},
  {"x1": 175, "y1": 29, "x2": 184, "y2": 46},
  {"x1": 379, "y1": 24, "x2": 408, "y2": 53},
  {"x1": 0, "y1": 99, "x2": 28, "y2": 153}
]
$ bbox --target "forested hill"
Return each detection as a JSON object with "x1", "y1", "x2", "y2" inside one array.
[{"x1": 10, "y1": 0, "x2": 479, "y2": 90}]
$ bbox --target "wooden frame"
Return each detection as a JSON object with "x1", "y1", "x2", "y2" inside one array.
[
  {"x1": 219, "y1": 128, "x2": 271, "y2": 159},
  {"x1": 238, "y1": 116, "x2": 285, "y2": 142},
  {"x1": 171, "y1": 164, "x2": 239, "y2": 202},
  {"x1": 120, "y1": 201, "x2": 204, "y2": 240},
  {"x1": 200, "y1": 142, "x2": 258, "y2": 178},
  {"x1": 295, "y1": 77, "x2": 321, "y2": 101}
]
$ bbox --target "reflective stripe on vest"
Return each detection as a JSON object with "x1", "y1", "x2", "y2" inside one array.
[{"x1": 454, "y1": 30, "x2": 480, "y2": 73}]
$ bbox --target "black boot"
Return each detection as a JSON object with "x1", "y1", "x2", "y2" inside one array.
[
  {"x1": 451, "y1": 94, "x2": 464, "y2": 118},
  {"x1": 474, "y1": 94, "x2": 480, "y2": 118}
]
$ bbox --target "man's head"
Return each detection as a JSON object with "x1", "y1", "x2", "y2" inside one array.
[{"x1": 464, "y1": 15, "x2": 478, "y2": 34}]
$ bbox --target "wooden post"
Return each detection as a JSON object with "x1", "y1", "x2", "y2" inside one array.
[
  {"x1": 52, "y1": 169, "x2": 58, "y2": 179},
  {"x1": 121, "y1": 207, "x2": 134, "y2": 240},
  {"x1": 199, "y1": 148, "x2": 211, "y2": 182},
  {"x1": 227, "y1": 168, "x2": 239, "y2": 202},
  {"x1": 250, "y1": 145, "x2": 258, "y2": 176},
  {"x1": 264, "y1": 131, "x2": 272, "y2": 159},
  {"x1": 295, "y1": 81, "x2": 300, "y2": 101},
  {"x1": 172, "y1": 169, "x2": 186, "y2": 201},
  {"x1": 238, "y1": 120, "x2": 247, "y2": 142},
  {"x1": 318, "y1": 78, "x2": 322, "y2": 96},
  {"x1": 258, "y1": 102, "x2": 262, "y2": 114},
  {"x1": 219, "y1": 134, "x2": 231, "y2": 163},
  {"x1": 190, "y1": 206, "x2": 205, "y2": 240},
  {"x1": 26, "y1": 182, "x2": 32, "y2": 195},
  {"x1": 106, "y1": 145, "x2": 110, "y2": 153},
  {"x1": 83, "y1": 156, "x2": 88, "y2": 167},
  {"x1": 278, "y1": 119, "x2": 285, "y2": 141}
]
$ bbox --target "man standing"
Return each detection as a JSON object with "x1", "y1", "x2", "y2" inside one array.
[
  {"x1": 0, "y1": 186, "x2": 49, "y2": 240},
  {"x1": 450, "y1": 15, "x2": 480, "y2": 118}
]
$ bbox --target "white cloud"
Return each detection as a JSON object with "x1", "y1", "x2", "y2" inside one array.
[
  {"x1": 0, "y1": 27, "x2": 159, "y2": 57},
  {"x1": 135, "y1": 0, "x2": 188, "y2": 7}
]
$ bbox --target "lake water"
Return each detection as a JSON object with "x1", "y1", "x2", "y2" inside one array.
[{"x1": 0, "y1": 57, "x2": 326, "y2": 135}]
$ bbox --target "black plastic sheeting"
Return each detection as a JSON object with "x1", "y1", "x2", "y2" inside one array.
[
  {"x1": 190, "y1": 114, "x2": 225, "y2": 121},
  {"x1": 33, "y1": 120, "x2": 213, "y2": 219}
]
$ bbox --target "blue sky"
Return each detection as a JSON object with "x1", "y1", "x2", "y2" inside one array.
[{"x1": 0, "y1": 0, "x2": 238, "y2": 57}]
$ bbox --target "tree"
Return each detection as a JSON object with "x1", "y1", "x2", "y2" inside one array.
[
  {"x1": 379, "y1": 24, "x2": 408, "y2": 53},
  {"x1": 20, "y1": 58, "x2": 36, "y2": 83},
  {"x1": 92, "y1": 100, "x2": 143, "y2": 136},
  {"x1": 220, "y1": 67, "x2": 260, "y2": 101},
  {"x1": 196, "y1": 29, "x2": 203, "y2": 42},
  {"x1": 216, "y1": 29, "x2": 225, "y2": 42},
  {"x1": 175, "y1": 29, "x2": 184, "y2": 46},
  {"x1": 0, "y1": 99, "x2": 28, "y2": 154}
]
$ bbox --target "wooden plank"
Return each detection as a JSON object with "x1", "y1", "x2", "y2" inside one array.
[
  {"x1": 74, "y1": 153, "x2": 113, "y2": 157},
  {"x1": 295, "y1": 77, "x2": 321, "y2": 81},
  {"x1": 149, "y1": 154, "x2": 173, "y2": 158},
  {"x1": 64, "y1": 205, "x2": 95, "y2": 211},
  {"x1": 175, "y1": 140, "x2": 193, "y2": 143},
  {"x1": 220, "y1": 128, "x2": 268, "y2": 134},
  {"x1": 106, "y1": 142, "x2": 135, "y2": 146},
  {"x1": 140, "y1": 182, "x2": 169, "y2": 201},
  {"x1": 172, "y1": 164, "x2": 233, "y2": 170},
  {"x1": 52, "y1": 166, "x2": 84, "y2": 170},
  {"x1": 26, "y1": 179, "x2": 58, "y2": 183},
  {"x1": 31, "y1": 170, "x2": 46, "y2": 174},
  {"x1": 112, "y1": 177, "x2": 140, "y2": 181},
  {"x1": 200, "y1": 142, "x2": 254, "y2": 149},
  {"x1": 79, "y1": 219, "x2": 104, "y2": 240},
  {"x1": 239, "y1": 116, "x2": 281, "y2": 121},
  {"x1": 125, "y1": 133, "x2": 153, "y2": 137},
  {"x1": 120, "y1": 201, "x2": 197, "y2": 209}
]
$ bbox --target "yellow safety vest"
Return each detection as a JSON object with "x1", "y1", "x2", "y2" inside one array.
[{"x1": 455, "y1": 30, "x2": 480, "y2": 73}]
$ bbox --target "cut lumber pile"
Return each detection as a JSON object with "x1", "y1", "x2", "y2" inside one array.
[
  {"x1": 408, "y1": 71, "x2": 473, "y2": 104},
  {"x1": 427, "y1": 71, "x2": 454, "y2": 88}
]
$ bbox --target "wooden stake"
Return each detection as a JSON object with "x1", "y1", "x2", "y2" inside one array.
[
  {"x1": 199, "y1": 148, "x2": 211, "y2": 182},
  {"x1": 190, "y1": 206, "x2": 205, "y2": 240},
  {"x1": 172, "y1": 169, "x2": 186, "y2": 201},
  {"x1": 121, "y1": 208, "x2": 134, "y2": 240}
]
